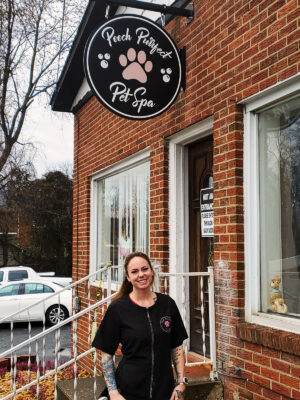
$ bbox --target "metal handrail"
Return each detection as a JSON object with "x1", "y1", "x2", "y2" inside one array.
[
  {"x1": 1, "y1": 269, "x2": 215, "y2": 358},
  {"x1": 0, "y1": 268, "x2": 217, "y2": 400},
  {"x1": 159, "y1": 271, "x2": 210, "y2": 276},
  {"x1": 0, "y1": 264, "x2": 117, "y2": 324},
  {"x1": 0, "y1": 269, "x2": 213, "y2": 356},
  {"x1": 0, "y1": 348, "x2": 96, "y2": 400},
  {"x1": 0, "y1": 293, "x2": 114, "y2": 359},
  {"x1": 157, "y1": 267, "x2": 216, "y2": 376}
]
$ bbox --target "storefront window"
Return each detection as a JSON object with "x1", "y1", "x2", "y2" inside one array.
[
  {"x1": 96, "y1": 162, "x2": 150, "y2": 271},
  {"x1": 259, "y1": 96, "x2": 300, "y2": 317}
]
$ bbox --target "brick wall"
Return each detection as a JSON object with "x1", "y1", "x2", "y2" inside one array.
[{"x1": 73, "y1": 0, "x2": 300, "y2": 397}]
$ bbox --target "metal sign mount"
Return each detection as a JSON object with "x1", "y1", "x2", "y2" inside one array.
[{"x1": 105, "y1": 0, "x2": 194, "y2": 24}]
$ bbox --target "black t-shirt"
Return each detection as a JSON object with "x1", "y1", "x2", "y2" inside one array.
[{"x1": 92, "y1": 293, "x2": 188, "y2": 400}]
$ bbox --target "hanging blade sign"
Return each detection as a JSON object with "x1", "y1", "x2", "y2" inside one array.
[{"x1": 84, "y1": 15, "x2": 182, "y2": 120}]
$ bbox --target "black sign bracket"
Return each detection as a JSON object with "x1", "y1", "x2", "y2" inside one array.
[
  {"x1": 179, "y1": 47, "x2": 186, "y2": 91},
  {"x1": 105, "y1": 0, "x2": 194, "y2": 24}
]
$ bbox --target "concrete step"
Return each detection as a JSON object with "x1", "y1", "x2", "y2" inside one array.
[
  {"x1": 57, "y1": 376, "x2": 223, "y2": 400},
  {"x1": 186, "y1": 380, "x2": 223, "y2": 400},
  {"x1": 57, "y1": 376, "x2": 106, "y2": 400}
]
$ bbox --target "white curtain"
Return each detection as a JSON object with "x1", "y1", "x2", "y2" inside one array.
[{"x1": 97, "y1": 162, "x2": 150, "y2": 269}]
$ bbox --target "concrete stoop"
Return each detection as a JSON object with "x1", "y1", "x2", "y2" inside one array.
[
  {"x1": 57, "y1": 376, "x2": 223, "y2": 400},
  {"x1": 57, "y1": 376, "x2": 106, "y2": 400},
  {"x1": 186, "y1": 381, "x2": 223, "y2": 400}
]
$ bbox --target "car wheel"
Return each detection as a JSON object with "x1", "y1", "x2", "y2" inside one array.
[{"x1": 46, "y1": 305, "x2": 68, "y2": 326}]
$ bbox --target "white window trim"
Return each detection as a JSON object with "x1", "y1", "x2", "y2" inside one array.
[
  {"x1": 89, "y1": 148, "x2": 150, "y2": 286},
  {"x1": 243, "y1": 73, "x2": 300, "y2": 334}
]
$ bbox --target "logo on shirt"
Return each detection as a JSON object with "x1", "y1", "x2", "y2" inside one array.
[{"x1": 160, "y1": 316, "x2": 172, "y2": 333}]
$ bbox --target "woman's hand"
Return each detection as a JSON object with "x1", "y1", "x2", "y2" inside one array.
[
  {"x1": 109, "y1": 389, "x2": 126, "y2": 400},
  {"x1": 170, "y1": 384, "x2": 186, "y2": 399}
]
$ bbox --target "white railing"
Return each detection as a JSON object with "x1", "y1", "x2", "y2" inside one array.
[
  {"x1": 0, "y1": 264, "x2": 121, "y2": 400},
  {"x1": 0, "y1": 266, "x2": 216, "y2": 400},
  {"x1": 157, "y1": 267, "x2": 217, "y2": 377}
]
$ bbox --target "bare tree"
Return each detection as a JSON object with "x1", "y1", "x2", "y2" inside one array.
[{"x1": 0, "y1": 0, "x2": 85, "y2": 179}]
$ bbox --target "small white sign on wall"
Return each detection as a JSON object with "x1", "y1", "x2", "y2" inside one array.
[{"x1": 200, "y1": 188, "x2": 214, "y2": 237}]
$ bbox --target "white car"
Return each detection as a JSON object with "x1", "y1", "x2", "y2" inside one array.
[
  {"x1": 0, "y1": 279, "x2": 72, "y2": 326},
  {"x1": 0, "y1": 266, "x2": 72, "y2": 287}
]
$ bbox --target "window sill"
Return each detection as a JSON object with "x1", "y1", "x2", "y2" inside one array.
[{"x1": 236, "y1": 322, "x2": 300, "y2": 357}]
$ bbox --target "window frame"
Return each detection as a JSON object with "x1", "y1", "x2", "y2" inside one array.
[
  {"x1": 243, "y1": 73, "x2": 300, "y2": 333},
  {"x1": 8, "y1": 270, "x2": 28, "y2": 281},
  {"x1": 89, "y1": 148, "x2": 150, "y2": 285}
]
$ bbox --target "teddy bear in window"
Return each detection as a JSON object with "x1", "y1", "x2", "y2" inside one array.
[{"x1": 270, "y1": 275, "x2": 288, "y2": 314}]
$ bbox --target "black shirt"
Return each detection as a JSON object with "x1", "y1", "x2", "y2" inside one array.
[{"x1": 92, "y1": 293, "x2": 188, "y2": 400}]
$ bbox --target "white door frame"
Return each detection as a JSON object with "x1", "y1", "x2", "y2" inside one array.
[{"x1": 168, "y1": 116, "x2": 213, "y2": 343}]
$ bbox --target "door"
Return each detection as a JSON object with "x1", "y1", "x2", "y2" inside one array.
[
  {"x1": 188, "y1": 137, "x2": 213, "y2": 354},
  {"x1": 0, "y1": 283, "x2": 23, "y2": 321},
  {"x1": 19, "y1": 283, "x2": 54, "y2": 321}
]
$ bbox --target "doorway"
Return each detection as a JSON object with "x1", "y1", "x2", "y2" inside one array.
[
  {"x1": 188, "y1": 137, "x2": 213, "y2": 354},
  {"x1": 168, "y1": 117, "x2": 214, "y2": 356}
]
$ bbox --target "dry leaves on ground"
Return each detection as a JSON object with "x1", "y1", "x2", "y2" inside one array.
[{"x1": 0, "y1": 367, "x2": 92, "y2": 400}]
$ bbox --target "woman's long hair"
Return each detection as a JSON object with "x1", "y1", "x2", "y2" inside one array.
[{"x1": 113, "y1": 251, "x2": 154, "y2": 301}]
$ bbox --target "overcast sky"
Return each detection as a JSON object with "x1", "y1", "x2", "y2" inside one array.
[{"x1": 23, "y1": 102, "x2": 74, "y2": 177}]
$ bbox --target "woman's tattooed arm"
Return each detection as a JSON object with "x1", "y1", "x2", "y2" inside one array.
[
  {"x1": 176, "y1": 389, "x2": 185, "y2": 399},
  {"x1": 171, "y1": 345, "x2": 185, "y2": 383},
  {"x1": 101, "y1": 351, "x2": 117, "y2": 392},
  {"x1": 170, "y1": 345, "x2": 186, "y2": 399},
  {"x1": 101, "y1": 352, "x2": 126, "y2": 400}
]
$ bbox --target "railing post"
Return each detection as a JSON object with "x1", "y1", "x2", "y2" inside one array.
[
  {"x1": 208, "y1": 266, "x2": 217, "y2": 379},
  {"x1": 107, "y1": 267, "x2": 112, "y2": 302},
  {"x1": 181, "y1": 274, "x2": 189, "y2": 365},
  {"x1": 153, "y1": 266, "x2": 160, "y2": 292}
]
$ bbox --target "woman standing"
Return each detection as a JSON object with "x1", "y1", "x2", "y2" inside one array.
[{"x1": 93, "y1": 251, "x2": 188, "y2": 400}]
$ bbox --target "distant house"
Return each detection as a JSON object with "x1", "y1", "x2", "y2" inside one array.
[{"x1": 51, "y1": 0, "x2": 300, "y2": 399}]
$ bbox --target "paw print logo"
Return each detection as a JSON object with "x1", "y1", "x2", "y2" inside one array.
[
  {"x1": 98, "y1": 53, "x2": 110, "y2": 69},
  {"x1": 161, "y1": 68, "x2": 172, "y2": 83},
  {"x1": 119, "y1": 48, "x2": 153, "y2": 84}
]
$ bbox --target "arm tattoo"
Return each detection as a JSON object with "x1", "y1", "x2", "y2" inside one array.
[
  {"x1": 176, "y1": 389, "x2": 185, "y2": 399},
  {"x1": 171, "y1": 346, "x2": 184, "y2": 382},
  {"x1": 101, "y1": 352, "x2": 117, "y2": 392}
]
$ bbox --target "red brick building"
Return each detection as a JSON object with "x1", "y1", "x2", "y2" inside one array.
[{"x1": 51, "y1": 0, "x2": 300, "y2": 398}]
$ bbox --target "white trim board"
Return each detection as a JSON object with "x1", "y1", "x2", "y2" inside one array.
[
  {"x1": 90, "y1": 147, "x2": 150, "y2": 180},
  {"x1": 168, "y1": 117, "x2": 214, "y2": 343},
  {"x1": 239, "y1": 73, "x2": 300, "y2": 112}
]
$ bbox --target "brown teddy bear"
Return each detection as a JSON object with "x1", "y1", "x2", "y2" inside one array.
[{"x1": 270, "y1": 275, "x2": 288, "y2": 314}]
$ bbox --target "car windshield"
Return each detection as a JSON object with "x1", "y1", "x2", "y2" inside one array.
[{"x1": 0, "y1": 271, "x2": 3, "y2": 282}]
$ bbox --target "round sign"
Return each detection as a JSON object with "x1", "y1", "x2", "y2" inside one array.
[{"x1": 84, "y1": 15, "x2": 182, "y2": 120}]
